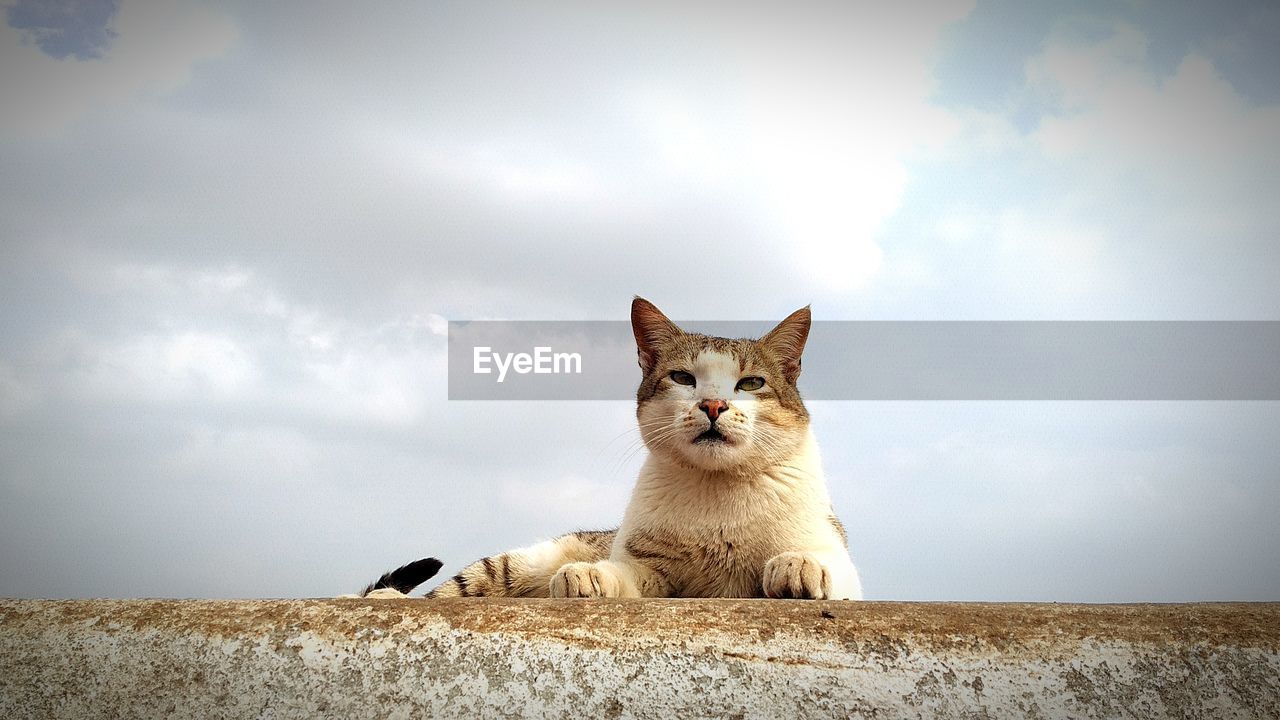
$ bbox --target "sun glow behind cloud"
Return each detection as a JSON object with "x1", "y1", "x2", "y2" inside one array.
[{"x1": 630, "y1": 2, "x2": 972, "y2": 291}]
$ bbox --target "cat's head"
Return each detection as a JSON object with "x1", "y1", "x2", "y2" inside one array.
[{"x1": 632, "y1": 297, "x2": 811, "y2": 474}]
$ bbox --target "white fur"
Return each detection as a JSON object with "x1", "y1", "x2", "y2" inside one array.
[
  {"x1": 547, "y1": 348, "x2": 860, "y2": 599},
  {"x1": 639, "y1": 350, "x2": 785, "y2": 472},
  {"x1": 600, "y1": 430, "x2": 862, "y2": 600},
  {"x1": 553, "y1": 345, "x2": 863, "y2": 600}
]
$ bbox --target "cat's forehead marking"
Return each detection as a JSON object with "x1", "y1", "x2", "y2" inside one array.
[
  {"x1": 692, "y1": 350, "x2": 741, "y2": 393},
  {"x1": 693, "y1": 349, "x2": 737, "y2": 370}
]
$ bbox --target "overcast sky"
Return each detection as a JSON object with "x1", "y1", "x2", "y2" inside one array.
[{"x1": 2, "y1": 0, "x2": 1278, "y2": 601}]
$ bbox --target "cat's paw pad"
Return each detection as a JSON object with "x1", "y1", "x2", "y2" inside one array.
[
  {"x1": 762, "y1": 552, "x2": 831, "y2": 599},
  {"x1": 550, "y1": 562, "x2": 621, "y2": 598},
  {"x1": 363, "y1": 588, "x2": 411, "y2": 599}
]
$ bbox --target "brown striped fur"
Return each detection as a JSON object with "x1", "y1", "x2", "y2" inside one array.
[{"x1": 424, "y1": 530, "x2": 616, "y2": 598}]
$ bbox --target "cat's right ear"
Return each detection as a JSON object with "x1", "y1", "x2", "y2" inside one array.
[
  {"x1": 631, "y1": 297, "x2": 682, "y2": 375},
  {"x1": 761, "y1": 305, "x2": 811, "y2": 385}
]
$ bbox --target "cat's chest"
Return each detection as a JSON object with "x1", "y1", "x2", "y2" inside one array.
[
  {"x1": 667, "y1": 526, "x2": 778, "y2": 597},
  {"x1": 624, "y1": 467, "x2": 826, "y2": 596}
]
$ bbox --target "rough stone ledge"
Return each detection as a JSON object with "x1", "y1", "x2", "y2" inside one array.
[{"x1": 1, "y1": 599, "x2": 1277, "y2": 719}]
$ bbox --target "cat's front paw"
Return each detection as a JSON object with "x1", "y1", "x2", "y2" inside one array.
[
  {"x1": 550, "y1": 561, "x2": 622, "y2": 598},
  {"x1": 762, "y1": 552, "x2": 832, "y2": 599}
]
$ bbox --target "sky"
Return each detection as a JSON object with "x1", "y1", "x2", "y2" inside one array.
[{"x1": 1, "y1": 0, "x2": 1278, "y2": 601}]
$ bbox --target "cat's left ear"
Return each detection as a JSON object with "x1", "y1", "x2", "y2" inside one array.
[
  {"x1": 632, "y1": 297, "x2": 683, "y2": 375},
  {"x1": 761, "y1": 306, "x2": 811, "y2": 385}
]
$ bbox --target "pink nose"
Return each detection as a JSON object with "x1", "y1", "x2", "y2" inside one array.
[{"x1": 698, "y1": 399, "x2": 729, "y2": 421}]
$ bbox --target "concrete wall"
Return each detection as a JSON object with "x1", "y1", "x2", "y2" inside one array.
[{"x1": 1, "y1": 599, "x2": 1277, "y2": 719}]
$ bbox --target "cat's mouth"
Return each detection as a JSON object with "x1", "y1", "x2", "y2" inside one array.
[{"x1": 692, "y1": 427, "x2": 730, "y2": 445}]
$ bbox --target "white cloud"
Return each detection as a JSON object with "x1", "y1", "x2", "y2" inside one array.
[
  {"x1": 636, "y1": 2, "x2": 973, "y2": 291},
  {"x1": 817, "y1": 402, "x2": 1280, "y2": 600},
  {"x1": 38, "y1": 261, "x2": 447, "y2": 426},
  {"x1": 899, "y1": 18, "x2": 1280, "y2": 318},
  {"x1": 298, "y1": 339, "x2": 441, "y2": 427},
  {"x1": 72, "y1": 330, "x2": 255, "y2": 403},
  {"x1": 1029, "y1": 22, "x2": 1280, "y2": 219},
  {"x1": 4, "y1": 4, "x2": 1277, "y2": 602},
  {"x1": 498, "y1": 473, "x2": 631, "y2": 533},
  {"x1": 364, "y1": 124, "x2": 612, "y2": 209}
]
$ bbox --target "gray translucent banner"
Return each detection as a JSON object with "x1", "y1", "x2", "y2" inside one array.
[{"x1": 448, "y1": 321, "x2": 1280, "y2": 400}]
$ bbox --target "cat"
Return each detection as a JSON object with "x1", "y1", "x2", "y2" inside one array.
[{"x1": 358, "y1": 298, "x2": 862, "y2": 600}]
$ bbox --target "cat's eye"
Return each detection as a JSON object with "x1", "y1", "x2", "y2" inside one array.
[
  {"x1": 669, "y1": 371, "x2": 696, "y2": 386},
  {"x1": 736, "y1": 376, "x2": 765, "y2": 392}
]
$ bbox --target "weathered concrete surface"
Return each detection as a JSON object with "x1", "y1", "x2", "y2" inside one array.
[{"x1": 1, "y1": 599, "x2": 1277, "y2": 719}]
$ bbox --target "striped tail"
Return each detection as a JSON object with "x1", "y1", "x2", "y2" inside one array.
[{"x1": 426, "y1": 529, "x2": 616, "y2": 598}]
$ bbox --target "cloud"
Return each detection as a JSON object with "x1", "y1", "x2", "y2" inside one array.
[
  {"x1": 1030, "y1": 22, "x2": 1280, "y2": 210},
  {"x1": 870, "y1": 15, "x2": 1280, "y2": 319},
  {"x1": 0, "y1": 254, "x2": 647, "y2": 596},
  {"x1": 0, "y1": 0, "x2": 236, "y2": 134},
  {"x1": 2, "y1": 2, "x2": 975, "y2": 327},
  {"x1": 497, "y1": 473, "x2": 631, "y2": 534},
  {"x1": 815, "y1": 401, "x2": 1280, "y2": 601},
  {"x1": 632, "y1": 2, "x2": 974, "y2": 291},
  {"x1": 85, "y1": 330, "x2": 256, "y2": 401},
  {"x1": 1022, "y1": 20, "x2": 1280, "y2": 316},
  {"x1": 5, "y1": 0, "x2": 119, "y2": 60},
  {"x1": 36, "y1": 263, "x2": 448, "y2": 427},
  {"x1": 2, "y1": 4, "x2": 1277, "y2": 602}
]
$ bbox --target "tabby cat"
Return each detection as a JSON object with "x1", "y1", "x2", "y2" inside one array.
[{"x1": 359, "y1": 298, "x2": 862, "y2": 600}]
